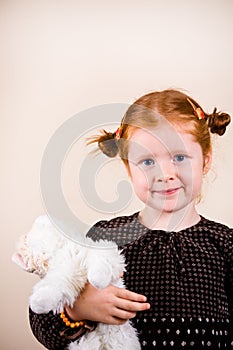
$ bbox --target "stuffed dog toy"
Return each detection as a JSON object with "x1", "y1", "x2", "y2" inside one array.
[{"x1": 12, "y1": 215, "x2": 140, "y2": 350}]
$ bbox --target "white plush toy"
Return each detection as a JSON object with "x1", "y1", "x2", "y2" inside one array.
[{"x1": 12, "y1": 215, "x2": 140, "y2": 350}]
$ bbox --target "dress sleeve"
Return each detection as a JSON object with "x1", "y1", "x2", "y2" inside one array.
[
  {"x1": 86, "y1": 220, "x2": 106, "y2": 241},
  {"x1": 29, "y1": 308, "x2": 71, "y2": 349},
  {"x1": 224, "y1": 229, "x2": 233, "y2": 319}
]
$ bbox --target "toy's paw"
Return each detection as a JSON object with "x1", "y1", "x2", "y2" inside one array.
[
  {"x1": 88, "y1": 265, "x2": 112, "y2": 290},
  {"x1": 29, "y1": 286, "x2": 64, "y2": 314}
]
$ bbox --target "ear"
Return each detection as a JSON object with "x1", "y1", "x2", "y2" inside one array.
[
  {"x1": 203, "y1": 151, "x2": 212, "y2": 175},
  {"x1": 12, "y1": 253, "x2": 28, "y2": 271},
  {"x1": 124, "y1": 161, "x2": 132, "y2": 178}
]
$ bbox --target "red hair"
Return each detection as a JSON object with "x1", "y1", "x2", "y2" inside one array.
[{"x1": 90, "y1": 89, "x2": 231, "y2": 167}]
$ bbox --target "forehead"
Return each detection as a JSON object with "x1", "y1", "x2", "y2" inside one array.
[{"x1": 127, "y1": 126, "x2": 201, "y2": 155}]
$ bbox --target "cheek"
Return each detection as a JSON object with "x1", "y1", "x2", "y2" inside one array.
[
  {"x1": 178, "y1": 164, "x2": 203, "y2": 190},
  {"x1": 129, "y1": 166, "x2": 150, "y2": 190},
  {"x1": 179, "y1": 168, "x2": 192, "y2": 183}
]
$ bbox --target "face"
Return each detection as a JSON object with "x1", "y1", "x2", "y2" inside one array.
[{"x1": 127, "y1": 125, "x2": 211, "y2": 222}]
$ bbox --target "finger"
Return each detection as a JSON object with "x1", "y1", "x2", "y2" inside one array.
[
  {"x1": 115, "y1": 288, "x2": 148, "y2": 302},
  {"x1": 114, "y1": 297, "x2": 150, "y2": 312},
  {"x1": 106, "y1": 316, "x2": 128, "y2": 326},
  {"x1": 112, "y1": 308, "x2": 137, "y2": 320}
]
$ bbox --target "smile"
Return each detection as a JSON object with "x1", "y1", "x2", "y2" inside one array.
[{"x1": 153, "y1": 188, "x2": 181, "y2": 196}]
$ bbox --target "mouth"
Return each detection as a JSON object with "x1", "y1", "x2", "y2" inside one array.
[{"x1": 153, "y1": 187, "x2": 181, "y2": 196}]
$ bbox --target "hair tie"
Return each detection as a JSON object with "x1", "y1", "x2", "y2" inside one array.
[
  {"x1": 115, "y1": 126, "x2": 123, "y2": 140},
  {"x1": 187, "y1": 98, "x2": 205, "y2": 120}
]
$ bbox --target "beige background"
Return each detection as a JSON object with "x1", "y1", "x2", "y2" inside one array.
[{"x1": 1, "y1": 0, "x2": 233, "y2": 349}]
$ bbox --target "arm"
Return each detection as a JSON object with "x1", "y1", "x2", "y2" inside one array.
[
  {"x1": 65, "y1": 282, "x2": 150, "y2": 325},
  {"x1": 29, "y1": 308, "x2": 71, "y2": 350},
  {"x1": 29, "y1": 284, "x2": 150, "y2": 350},
  {"x1": 225, "y1": 229, "x2": 233, "y2": 320}
]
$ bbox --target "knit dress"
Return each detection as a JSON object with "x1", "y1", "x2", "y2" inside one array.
[{"x1": 29, "y1": 214, "x2": 233, "y2": 349}]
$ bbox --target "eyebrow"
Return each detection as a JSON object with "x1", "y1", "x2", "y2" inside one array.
[{"x1": 170, "y1": 149, "x2": 190, "y2": 155}]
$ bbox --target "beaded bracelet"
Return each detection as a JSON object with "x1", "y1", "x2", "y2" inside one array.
[
  {"x1": 60, "y1": 312, "x2": 84, "y2": 328},
  {"x1": 60, "y1": 310, "x2": 97, "y2": 340}
]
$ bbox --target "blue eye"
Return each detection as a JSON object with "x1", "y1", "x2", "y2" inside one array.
[
  {"x1": 173, "y1": 154, "x2": 186, "y2": 163},
  {"x1": 142, "y1": 159, "x2": 155, "y2": 167}
]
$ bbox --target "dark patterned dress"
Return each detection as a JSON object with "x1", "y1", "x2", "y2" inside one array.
[{"x1": 29, "y1": 214, "x2": 233, "y2": 349}]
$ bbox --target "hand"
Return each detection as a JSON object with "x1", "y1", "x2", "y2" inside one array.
[{"x1": 65, "y1": 283, "x2": 150, "y2": 325}]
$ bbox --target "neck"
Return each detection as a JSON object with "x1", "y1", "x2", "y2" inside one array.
[{"x1": 139, "y1": 203, "x2": 200, "y2": 232}]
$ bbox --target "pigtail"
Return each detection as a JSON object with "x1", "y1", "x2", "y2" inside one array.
[
  {"x1": 88, "y1": 129, "x2": 119, "y2": 158},
  {"x1": 187, "y1": 96, "x2": 231, "y2": 136},
  {"x1": 207, "y1": 108, "x2": 231, "y2": 136}
]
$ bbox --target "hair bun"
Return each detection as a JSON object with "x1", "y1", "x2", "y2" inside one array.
[
  {"x1": 207, "y1": 108, "x2": 231, "y2": 136},
  {"x1": 98, "y1": 130, "x2": 119, "y2": 158}
]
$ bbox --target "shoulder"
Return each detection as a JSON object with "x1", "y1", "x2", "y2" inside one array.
[
  {"x1": 86, "y1": 212, "x2": 139, "y2": 245},
  {"x1": 200, "y1": 216, "x2": 233, "y2": 251},
  {"x1": 200, "y1": 216, "x2": 233, "y2": 235},
  {"x1": 91, "y1": 212, "x2": 138, "y2": 229}
]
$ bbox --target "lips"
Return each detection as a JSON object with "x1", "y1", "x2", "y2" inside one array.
[{"x1": 153, "y1": 187, "x2": 181, "y2": 196}]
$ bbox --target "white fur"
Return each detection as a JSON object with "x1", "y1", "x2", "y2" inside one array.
[{"x1": 12, "y1": 215, "x2": 140, "y2": 350}]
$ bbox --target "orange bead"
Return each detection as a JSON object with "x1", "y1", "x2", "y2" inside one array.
[{"x1": 60, "y1": 311, "x2": 85, "y2": 328}]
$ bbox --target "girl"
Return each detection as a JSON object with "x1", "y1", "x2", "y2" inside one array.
[{"x1": 29, "y1": 89, "x2": 232, "y2": 349}]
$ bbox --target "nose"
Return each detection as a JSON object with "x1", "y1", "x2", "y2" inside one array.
[{"x1": 155, "y1": 161, "x2": 177, "y2": 183}]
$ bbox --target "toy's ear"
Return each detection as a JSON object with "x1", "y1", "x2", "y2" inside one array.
[{"x1": 12, "y1": 253, "x2": 28, "y2": 271}]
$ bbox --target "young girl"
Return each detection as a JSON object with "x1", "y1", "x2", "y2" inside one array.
[{"x1": 29, "y1": 89, "x2": 232, "y2": 349}]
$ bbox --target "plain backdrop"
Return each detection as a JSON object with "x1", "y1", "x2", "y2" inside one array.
[{"x1": 1, "y1": 0, "x2": 233, "y2": 349}]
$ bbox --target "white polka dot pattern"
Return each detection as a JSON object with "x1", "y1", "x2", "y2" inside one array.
[{"x1": 88, "y1": 213, "x2": 233, "y2": 349}]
